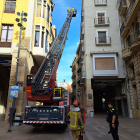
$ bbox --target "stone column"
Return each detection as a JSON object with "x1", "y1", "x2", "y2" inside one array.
[
  {"x1": 5, "y1": 37, "x2": 34, "y2": 121},
  {"x1": 86, "y1": 79, "x2": 93, "y2": 117}
]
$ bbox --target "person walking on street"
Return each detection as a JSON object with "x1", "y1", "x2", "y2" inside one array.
[
  {"x1": 68, "y1": 100, "x2": 84, "y2": 140},
  {"x1": 106, "y1": 102, "x2": 119, "y2": 140}
]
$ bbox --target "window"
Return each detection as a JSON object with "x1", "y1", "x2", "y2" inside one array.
[
  {"x1": 98, "y1": 32, "x2": 106, "y2": 43},
  {"x1": 47, "y1": 5, "x2": 50, "y2": 22},
  {"x1": 34, "y1": 31, "x2": 40, "y2": 46},
  {"x1": 45, "y1": 31, "x2": 48, "y2": 52},
  {"x1": 98, "y1": 13, "x2": 105, "y2": 24},
  {"x1": 5, "y1": 0, "x2": 16, "y2": 13},
  {"x1": 0, "y1": 25, "x2": 13, "y2": 47},
  {"x1": 36, "y1": 3, "x2": 41, "y2": 17},
  {"x1": 43, "y1": 5, "x2": 46, "y2": 18},
  {"x1": 41, "y1": 32, "x2": 44, "y2": 48},
  {"x1": 37, "y1": 0, "x2": 42, "y2": 3}
]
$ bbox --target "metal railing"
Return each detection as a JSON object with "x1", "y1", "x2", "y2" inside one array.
[
  {"x1": 95, "y1": 36, "x2": 111, "y2": 44},
  {"x1": 120, "y1": 22, "x2": 125, "y2": 35},
  {"x1": 129, "y1": 32, "x2": 139, "y2": 47},
  {"x1": 118, "y1": 0, "x2": 127, "y2": 14},
  {"x1": 4, "y1": 2, "x2": 16, "y2": 13},
  {"x1": 72, "y1": 81, "x2": 76, "y2": 86},
  {"x1": 94, "y1": 17, "x2": 109, "y2": 25},
  {"x1": 94, "y1": 0, "x2": 107, "y2": 5},
  {"x1": 137, "y1": 24, "x2": 140, "y2": 36},
  {"x1": 125, "y1": 0, "x2": 136, "y2": 22},
  {"x1": 0, "y1": 39, "x2": 12, "y2": 47}
]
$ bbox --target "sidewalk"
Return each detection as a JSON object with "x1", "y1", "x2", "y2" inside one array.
[
  {"x1": 0, "y1": 114, "x2": 140, "y2": 140},
  {"x1": 85, "y1": 115, "x2": 140, "y2": 140}
]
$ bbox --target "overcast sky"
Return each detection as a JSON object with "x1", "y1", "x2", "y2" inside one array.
[{"x1": 52, "y1": 0, "x2": 82, "y2": 86}]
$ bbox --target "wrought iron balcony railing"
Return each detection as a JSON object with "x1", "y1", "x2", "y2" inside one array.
[
  {"x1": 125, "y1": 0, "x2": 136, "y2": 22},
  {"x1": 129, "y1": 32, "x2": 139, "y2": 47},
  {"x1": 0, "y1": 39, "x2": 12, "y2": 47},
  {"x1": 95, "y1": 36, "x2": 111, "y2": 44},
  {"x1": 94, "y1": 17, "x2": 109, "y2": 25},
  {"x1": 118, "y1": 0, "x2": 127, "y2": 14},
  {"x1": 137, "y1": 24, "x2": 140, "y2": 36},
  {"x1": 120, "y1": 22, "x2": 125, "y2": 35}
]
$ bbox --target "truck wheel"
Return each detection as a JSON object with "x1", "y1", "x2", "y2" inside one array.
[{"x1": 63, "y1": 124, "x2": 67, "y2": 129}]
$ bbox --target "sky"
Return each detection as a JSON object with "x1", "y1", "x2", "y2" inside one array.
[{"x1": 52, "y1": 0, "x2": 82, "y2": 86}]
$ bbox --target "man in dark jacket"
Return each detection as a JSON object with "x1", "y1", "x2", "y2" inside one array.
[{"x1": 106, "y1": 102, "x2": 119, "y2": 140}]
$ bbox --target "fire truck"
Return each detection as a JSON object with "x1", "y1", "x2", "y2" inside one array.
[{"x1": 23, "y1": 9, "x2": 77, "y2": 127}]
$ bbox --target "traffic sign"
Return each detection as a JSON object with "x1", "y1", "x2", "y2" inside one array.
[{"x1": 10, "y1": 86, "x2": 19, "y2": 98}]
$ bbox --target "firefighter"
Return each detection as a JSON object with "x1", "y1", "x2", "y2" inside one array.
[{"x1": 69, "y1": 100, "x2": 84, "y2": 140}]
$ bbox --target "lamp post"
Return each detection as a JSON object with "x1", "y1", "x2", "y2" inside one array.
[{"x1": 12, "y1": 11, "x2": 27, "y2": 107}]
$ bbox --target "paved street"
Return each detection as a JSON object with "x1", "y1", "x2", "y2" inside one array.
[{"x1": 0, "y1": 114, "x2": 140, "y2": 140}]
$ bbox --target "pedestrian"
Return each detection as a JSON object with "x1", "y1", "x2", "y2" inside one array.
[
  {"x1": 106, "y1": 102, "x2": 119, "y2": 140},
  {"x1": 68, "y1": 100, "x2": 84, "y2": 140}
]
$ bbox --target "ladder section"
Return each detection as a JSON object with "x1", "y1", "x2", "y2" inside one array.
[{"x1": 31, "y1": 10, "x2": 77, "y2": 95}]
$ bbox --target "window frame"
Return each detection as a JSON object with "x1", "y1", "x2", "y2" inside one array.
[
  {"x1": 34, "y1": 31, "x2": 40, "y2": 47},
  {"x1": 0, "y1": 24, "x2": 13, "y2": 47},
  {"x1": 4, "y1": 0, "x2": 16, "y2": 13}
]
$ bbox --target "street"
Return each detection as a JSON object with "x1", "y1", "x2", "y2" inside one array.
[{"x1": 1, "y1": 114, "x2": 140, "y2": 140}]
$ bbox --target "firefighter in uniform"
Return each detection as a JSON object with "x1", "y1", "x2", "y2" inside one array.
[
  {"x1": 69, "y1": 100, "x2": 84, "y2": 140},
  {"x1": 106, "y1": 102, "x2": 120, "y2": 140}
]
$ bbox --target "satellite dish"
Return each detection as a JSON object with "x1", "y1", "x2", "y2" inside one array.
[
  {"x1": 23, "y1": 18, "x2": 27, "y2": 22},
  {"x1": 24, "y1": 13, "x2": 28, "y2": 17},
  {"x1": 16, "y1": 18, "x2": 20, "y2": 22},
  {"x1": 17, "y1": 12, "x2": 20, "y2": 16}
]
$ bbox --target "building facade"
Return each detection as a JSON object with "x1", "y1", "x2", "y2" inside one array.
[
  {"x1": 118, "y1": 0, "x2": 140, "y2": 119},
  {"x1": 0, "y1": 0, "x2": 56, "y2": 121},
  {"x1": 72, "y1": 0, "x2": 130, "y2": 117}
]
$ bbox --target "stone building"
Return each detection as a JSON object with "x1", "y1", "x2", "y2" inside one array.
[
  {"x1": 118, "y1": 0, "x2": 140, "y2": 119},
  {"x1": 0, "y1": 0, "x2": 56, "y2": 121},
  {"x1": 72, "y1": 0, "x2": 130, "y2": 117}
]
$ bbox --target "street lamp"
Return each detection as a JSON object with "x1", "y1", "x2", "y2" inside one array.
[{"x1": 12, "y1": 11, "x2": 27, "y2": 107}]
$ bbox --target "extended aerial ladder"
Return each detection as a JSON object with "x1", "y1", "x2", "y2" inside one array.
[{"x1": 22, "y1": 9, "x2": 77, "y2": 125}]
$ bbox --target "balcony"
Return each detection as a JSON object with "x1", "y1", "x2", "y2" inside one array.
[
  {"x1": 120, "y1": 22, "x2": 129, "y2": 38},
  {"x1": 72, "y1": 81, "x2": 76, "y2": 87},
  {"x1": 77, "y1": 71, "x2": 85, "y2": 84},
  {"x1": 76, "y1": 53, "x2": 83, "y2": 63},
  {"x1": 72, "y1": 73, "x2": 76, "y2": 79},
  {"x1": 137, "y1": 24, "x2": 140, "y2": 41},
  {"x1": 80, "y1": 26, "x2": 84, "y2": 40},
  {"x1": 129, "y1": 32, "x2": 140, "y2": 52},
  {"x1": 94, "y1": 0, "x2": 107, "y2": 6},
  {"x1": 95, "y1": 36, "x2": 111, "y2": 46},
  {"x1": 77, "y1": 64, "x2": 82, "y2": 72},
  {"x1": 0, "y1": 39, "x2": 12, "y2": 47},
  {"x1": 122, "y1": 47, "x2": 132, "y2": 61},
  {"x1": 118, "y1": 0, "x2": 127, "y2": 16},
  {"x1": 72, "y1": 66, "x2": 76, "y2": 72},
  {"x1": 129, "y1": 73, "x2": 135, "y2": 81},
  {"x1": 125, "y1": 0, "x2": 140, "y2": 27},
  {"x1": 94, "y1": 18, "x2": 109, "y2": 26}
]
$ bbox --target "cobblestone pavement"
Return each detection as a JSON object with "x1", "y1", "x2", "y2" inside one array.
[{"x1": 0, "y1": 114, "x2": 140, "y2": 140}]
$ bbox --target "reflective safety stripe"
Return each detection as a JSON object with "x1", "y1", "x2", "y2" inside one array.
[
  {"x1": 23, "y1": 121, "x2": 64, "y2": 124},
  {"x1": 70, "y1": 112, "x2": 77, "y2": 128}
]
